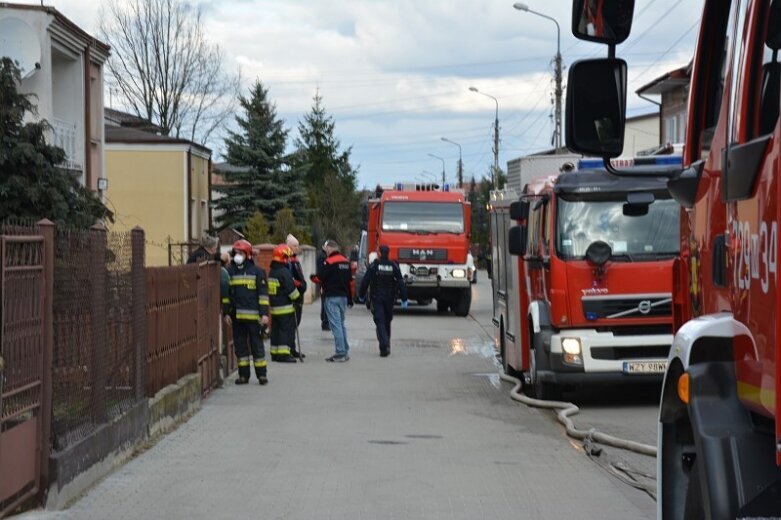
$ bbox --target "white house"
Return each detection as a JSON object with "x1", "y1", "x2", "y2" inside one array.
[{"x1": 0, "y1": 3, "x2": 109, "y2": 192}]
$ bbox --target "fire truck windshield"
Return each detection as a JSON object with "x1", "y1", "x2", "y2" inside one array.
[
  {"x1": 555, "y1": 197, "x2": 679, "y2": 260},
  {"x1": 381, "y1": 202, "x2": 464, "y2": 233}
]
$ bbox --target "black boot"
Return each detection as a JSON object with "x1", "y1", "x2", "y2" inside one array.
[
  {"x1": 235, "y1": 376, "x2": 249, "y2": 385},
  {"x1": 258, "y1": 376, "x2": 268, "y2": 385}
]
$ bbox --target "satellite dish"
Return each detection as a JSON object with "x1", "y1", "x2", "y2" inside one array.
[{"x1": 0, "y1": 17, "x2": 42, "y2": 79}]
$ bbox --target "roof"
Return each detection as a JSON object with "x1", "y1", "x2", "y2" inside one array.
[
  {"x1": 552, "y1": 170, "x2": 672, "y2": 197},
  {"x1": 635, "y1": 62, "x2": 692, "y2": 96},
  {"x1": 104, "y1": 108, "x2": 163, "y2": 132},
  {"x1": 105, "y1": 125, "x2": 211, "y2": 155},
  {"x1": 0, "y1": 3, "x2": 110, "y2": 55},
  {"x1": 212, "y1": 162, "x2": 251, "y2": 174}
]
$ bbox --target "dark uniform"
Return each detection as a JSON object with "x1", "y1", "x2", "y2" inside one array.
[
  {"x1": 316, "y1": 250, "x2": 330, "y2": 330},
  {"x1": 289, "y1": 255, "x2": 307, "y2": 326},
  {"x1": 224, "y1": 259, "x2": 270, "y2": 382},
  {"x1": 358, "y1": 246, "x2": 408, "y2": 357},
  {"x1": 268, "y1": 260, "x2": 301, "y2": 362}
]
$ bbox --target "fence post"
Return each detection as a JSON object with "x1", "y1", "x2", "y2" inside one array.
[
  {"x1": 90, "y1": 223, "x2": 107, "y2": 424},
  {"x1": 131, "y1": 227, "x2": 146, "y2": 402},
  {"x1": 37, "y1": 219, "x2": 54, "y2": 501}
]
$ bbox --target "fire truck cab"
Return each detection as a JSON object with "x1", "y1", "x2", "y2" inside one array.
[
  {"x1": 493, "y1": 167, "x2": 679, "y2": 399},
  {"x1": 365, "y1": 183, "x2": 473, "y2": 316}
]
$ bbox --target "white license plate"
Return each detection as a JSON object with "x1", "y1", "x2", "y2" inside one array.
[{"x1": 623, "y1": 361, "x2": 668, "y2": 374}]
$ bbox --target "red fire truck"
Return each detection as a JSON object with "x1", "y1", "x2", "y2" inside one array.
[
  {"x1": 364, "y1": 183, "x2": 473, "y2": 315},
  {"x1": 491, "y1": 166, "x2": 679, "y2": 400},
  {"x1": 564, "y1": 0, "x2": 781, "y2": 515}
]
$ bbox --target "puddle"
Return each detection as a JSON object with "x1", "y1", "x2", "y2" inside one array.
[{"x1": 448, "y1": 337, "x2": 498, "y2": 359}]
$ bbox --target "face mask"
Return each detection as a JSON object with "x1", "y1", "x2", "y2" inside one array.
[{"x1": 234, "y1": 254, "x2": 245, "y2": 265}]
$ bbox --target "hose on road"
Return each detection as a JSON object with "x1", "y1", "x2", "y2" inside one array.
[{"x1": 498, "y1": 372, "x2": 657, "y2": 457}]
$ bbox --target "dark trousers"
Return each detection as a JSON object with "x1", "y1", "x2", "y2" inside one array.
[
  {"x1": 270, "y1": 313, "x2": 297, "y2": 359},
  {"x1": 372, "y1": 297, "x2": 394, "y2": 354},
  {"x1": 295, "y1": 302, "x2": 303, "y2": 327},
  {"x1": 320, "y1": 289, "x2": 329, "y2": 328},
  {"x1": 233, "y1": 320, "x2": 266, "y2": 379}
]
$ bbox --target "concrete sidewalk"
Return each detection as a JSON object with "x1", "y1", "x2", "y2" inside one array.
[{"x1": 22, "y1": 276, "x2": 654, "y2": 519}]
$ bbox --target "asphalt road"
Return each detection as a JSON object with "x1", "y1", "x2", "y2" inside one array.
[{"x1": 23, "y1": 270, "x2": 658, "y2": 520}]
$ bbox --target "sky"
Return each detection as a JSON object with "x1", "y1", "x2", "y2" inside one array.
[{"x1": 37, "y1": 0, "x2": 702, "y2": 188}]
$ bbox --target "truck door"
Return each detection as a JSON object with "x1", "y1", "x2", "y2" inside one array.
[{"x1": 724, "y1": 0, "x2": 780, "y2": 428}]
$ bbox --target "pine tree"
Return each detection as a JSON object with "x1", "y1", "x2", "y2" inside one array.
[
  {"x1": 0, "y1": 58, "x2": 111, "y2": 227},
  {"x1": 244, "y1": 210, "x2": 271, "y2": 244},
  {"x1": 293, "y1": 91, "x2": 359, "y2": 248},
  {"x1": 214, "y1": 80, "x2": 305, "y2": 231},
  {"x1": 271, "y1": 206, "x2": 305, "y2": 244}
]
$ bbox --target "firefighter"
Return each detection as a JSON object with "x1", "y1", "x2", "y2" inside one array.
[
  {"x1": 268, "y1": 244, "x2": 301, "y2": 363},
  {"x1": 358, "y1": 244, "x2": 408, "y2": 357},
  {"x1": 223, "y1": 239, "x2": 270, "y2": 385},
  {"x1": 286, "y1": 234, "x2": 308, "y2": 332}
]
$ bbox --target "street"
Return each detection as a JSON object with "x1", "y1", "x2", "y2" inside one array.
[{"x1": 23, "y1": 273, "x2": 658, "y2": 520}]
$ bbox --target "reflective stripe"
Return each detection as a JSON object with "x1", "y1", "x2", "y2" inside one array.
[
  {"x1": 238, "y1": 358, "x2": 251, "y2": 367},
  {"x1": 289, "y1": 288, "x2": 300, "y2": 300},
  {"x1": 230, "y1": 278, "x2": 257, "y2": 290},
  {"x1": 221, "y1": 298, "x2": 231, "y2": 304},
  {"x1": 253, "y1": 359, "x2": 267, "y2": 368},
  {"x1": 269, "y1": 347, "x2": 278, "y2": 354},
  {"x1": 274, "y1": 346, "x2": 291, "y2": 355},
  {"x1": 236, "y1": 308, "x2": 259, "y2": 316},
  {"x1": 270, "y1": 305, "x2": 295, "y2": 316},
  {"x1": 259, "y1": 296, "x2": 270, "y2": 305},
  {"x1": 268, "y1": 279, "x2": 280, "y2": 295},
  {"x1": 236, "y1": 313, "x2": 261, "y2": 321}
]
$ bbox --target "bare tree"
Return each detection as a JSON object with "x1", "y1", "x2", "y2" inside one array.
[{"x1": 100, "y1": 0, "x2": 240, "y2": 146}]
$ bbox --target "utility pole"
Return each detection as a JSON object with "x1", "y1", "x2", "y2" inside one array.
[
  {"x1": 441, "y1": 137, "x2": 463, "y2": 188},
  {"x1": 428, "y1": 153, "x2": 446, "y2": 185},
  {"x1": 468, "y1": 87, "x2": 500, "y2": 189}
]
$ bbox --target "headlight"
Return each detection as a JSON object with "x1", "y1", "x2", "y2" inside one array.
[
  {"x1": 561, "y1": 338, "x2": 581, "y2": 355},
  {"x1": 451, "y1": 268, "x2": 466, "y2": 278}
]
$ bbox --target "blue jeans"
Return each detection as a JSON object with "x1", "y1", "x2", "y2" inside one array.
[{"x1": 324, "y1": 296, "x2": 349, "y2": 357}]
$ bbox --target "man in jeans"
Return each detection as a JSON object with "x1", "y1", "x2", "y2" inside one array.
[{"x1": 313, "y1": 239, "x2": 353, "y2": 362}]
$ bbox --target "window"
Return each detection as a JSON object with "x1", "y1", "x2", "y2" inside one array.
[
  {"x1": 556, "y1": 196, "x2": 680, "y2": 260},
  {"x1": 747, "y1": 0, "x2": 781, "y2": 138},
  {"x1": 665, "y1": 115, "x2": 679, "y2": 143},
  {"x1": 381, "y1": 202, "x2": 464, "y2": 233}
]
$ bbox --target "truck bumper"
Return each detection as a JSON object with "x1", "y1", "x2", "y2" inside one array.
[
  {"x1": 539, "y1": 329, "x2": 673, "y2": 385},
  {"x1": 401, "y1": 263, "x2": 471, "y2": 292}
]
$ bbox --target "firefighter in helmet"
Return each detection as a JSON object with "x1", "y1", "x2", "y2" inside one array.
[
  {"x1": 223, "y1": 239, "x2": 270, "y2": 384},
  {"x1": 268, "y1": 244, "x2": 301, "y2": 362}
]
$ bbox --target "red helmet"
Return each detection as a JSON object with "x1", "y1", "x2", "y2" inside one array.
[
  {"x1": 232, "y1": 239, "x2": 253, "y2": 258},
  {"x1": 273, "y1": 243, "x2": 293, "y2": 263}
]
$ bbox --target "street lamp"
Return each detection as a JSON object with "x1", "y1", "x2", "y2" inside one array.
[
  {"x1": 441, "y1": 137, "x2": 463, "y2": 188},
  {"x1": 513, "y1": 2, "x2": 563, "y2": 151},
  {"x1": 428, "y1": 153, "x2": 446, "y2": 185},
  {"x1": 468, "y1": 86, "x2": 499, "y2": 189},
  {"x1": 420, "y1": 170, "x2": 438, "y2": 182}
]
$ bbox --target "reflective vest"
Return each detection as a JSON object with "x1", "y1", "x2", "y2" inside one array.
[{"x1": 268, "y1": 261, "x2": 300, "y2": 316}]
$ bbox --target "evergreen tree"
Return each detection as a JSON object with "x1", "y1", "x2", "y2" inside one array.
[
  {"x1": 271, "y1": 206, "x2": 309, "y2": 244},
  {"x1": 214, "y1": 80, "x2": 305, "y2": 231},
  {"x1": 244, "y1": 210, "x2": 271, "y2": 244},
  {"x1": 0, "y1": 58, "x2": 111, "y2": 227},
  {"x1": 293, "y1": 91, "x2": 359, "y2": 248}
]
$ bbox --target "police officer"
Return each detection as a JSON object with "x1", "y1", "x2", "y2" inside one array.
[
  {"x1": 358, "y1": 244, "x2": 408, "y2": 357},
  {"x1": 224, "y1": 240, "x2": 270, "y2": 385},
  {"x1": 268, "y1": 244, "x2": 300, "y2": 363}
]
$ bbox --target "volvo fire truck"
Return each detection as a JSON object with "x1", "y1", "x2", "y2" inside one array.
[
  {"x1": 364, "y1": 183, "x2": 472, "y2": 316},
  {"x1": 492, "y1": 165, "x2": 680, "y2": 400},
  {"x1": 565, "y1": 0, "x2": 781, "y2": 516}
]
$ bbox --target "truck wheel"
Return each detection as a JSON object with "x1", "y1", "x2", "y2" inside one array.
[
  {"x1": 417, "y1": 299, "x2": 432, "y2": 306},
  {"x1": 436, "y1": 299, "x2": 449, "y2": 313},
  {"x1": 525, "y1": 333, "x2": 559, "y2": 401},
  {"x1": 452, "y1": 288, "x2": 472, "y2": 317}
]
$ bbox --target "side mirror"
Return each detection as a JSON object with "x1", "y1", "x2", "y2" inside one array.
[
  {"x1": 508, "y1": 225, "x2": 527, "y2": 256},
  {"x1": 566, "y1": 58, "x2": 627, "y2": 158},
  {"x1": 623, "y1": 191, "x2": 653, "y2": 216},
  {"x1": 510, "y1": 200, "x2": 530, "y2": 221},
  {"x1": 571, "y1": 0, "x2": 635, "y2": 45}
]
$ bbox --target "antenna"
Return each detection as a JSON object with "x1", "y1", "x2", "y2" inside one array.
[{"x1": 0, "y1": 17, "x2": 42, "y2": 79}]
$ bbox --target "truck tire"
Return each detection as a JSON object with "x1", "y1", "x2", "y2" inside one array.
[
  {"x1": 436, "y1": 299, "x2": 449, "y2": 313},
  {"x1": 417, "y1": 299, "x2": 432, "y2": 306},
  {"x1": 525, "y1": 332, "x2": 559, "y2": 401},
  {"x1": 451, "y1": 288, "x2": 472, "y2": 317}
]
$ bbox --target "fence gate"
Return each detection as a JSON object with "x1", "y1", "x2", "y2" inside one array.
[{"x1": 0, "y1": 235, "x2": 47, "y2": 515}]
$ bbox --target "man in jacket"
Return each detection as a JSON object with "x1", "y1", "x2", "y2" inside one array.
[
  {"x1": 223, "y1": 240, "x2": 270, "y2": 385},
  {"x1": 187, "y1": 234, "x2": 220, "y2": 264},
  {"x1": 285, "y1": 234, "x2": 308, "y2": 329},
  {"x1": 268, "y1": 244, "x2": 301, "y2": 363},
  {"x1": 316, "y1": 246, "x2": 330, "y2": 330},
  {"x1": 312, "y1": 240, "x2": 353, "y2": 362},
  {"x1": 358, "y1": 245, "x2": 408, "y2": 357}
]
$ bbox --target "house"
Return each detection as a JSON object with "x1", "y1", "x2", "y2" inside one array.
[
  {"x1": 0, "y1": 3, "x2": 109, "y2": 191},
  {"x1": 624, "y1": 111, "x2": 661, "y2": 156},
  {"x1": 104, "y1": 123, "x2": 212, "y2": 266},
  {"x1": 636, "y1": 63, "x2": 691, "y2": 146}
]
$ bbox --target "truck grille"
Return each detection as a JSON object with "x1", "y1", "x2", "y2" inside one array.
[
  {"x1": 591, "y1": 345, "x2": 671, "y2": 360},
  {"x1": 398, "y1": 248, "x2": 448, "y2": 262},
  {"x1": 582, "y1": 295, "x2": 672, "y2": 319}
]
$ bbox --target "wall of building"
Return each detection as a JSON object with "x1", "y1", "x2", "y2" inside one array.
[
  {"x1": 189, "y1": 152, "x2": 211, "y2": 242},
  {"x1": 623, "y1": 114, "x2": 660, "y2": 156},
  {"x1": 661, "y1": 88, "x2": 688, "y2": 143},
  {"x1": 105, "y1": 147, "x2": 186, "y2": 266}
]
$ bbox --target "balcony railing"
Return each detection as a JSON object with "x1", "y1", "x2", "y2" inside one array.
[{"x1": 51, "y1": 118, "x2": 83, "y2": 171}]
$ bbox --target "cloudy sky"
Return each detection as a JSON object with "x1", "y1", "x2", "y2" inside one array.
[{"x1": 40, "y1": 0, "x2": 702, "y2": 188}]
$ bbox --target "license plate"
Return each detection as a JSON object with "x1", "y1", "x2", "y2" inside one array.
[{"x1": 623, "y1": 361, "x2": 667, "y2": 374}]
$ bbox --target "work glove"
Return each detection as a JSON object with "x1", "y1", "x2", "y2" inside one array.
[{"x1": 401, "y1": 300, "x2": 409, "y2": 310}]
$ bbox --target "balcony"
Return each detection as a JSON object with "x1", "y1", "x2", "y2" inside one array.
[{"x1": 51, "y1": 117, "x2": 82, "y2": 171}]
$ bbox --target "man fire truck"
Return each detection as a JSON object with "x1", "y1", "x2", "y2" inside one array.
[
  {"x1": 492, "y1": 166, "x2": 679, "y2": 400},
  {"x1": 564, "y1": 0, "x2": 781, "y2": 516},
  {"x1": 363, "y1": 183, "x2": 472, "y2": 316}
]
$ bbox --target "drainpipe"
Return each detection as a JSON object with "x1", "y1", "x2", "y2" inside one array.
[
  {"x1": 187, "y1": 147, "x2": 193, "y2": 241},
  {"x1": 638, "y1": 92, "x2": 663, "y2": 148},
  {"x1": 84, "y1": 45, "x2": 92, "y2": 190}
]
